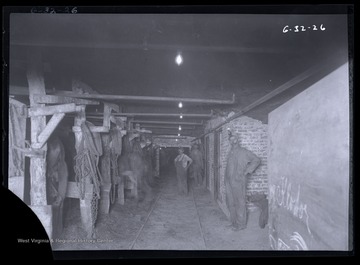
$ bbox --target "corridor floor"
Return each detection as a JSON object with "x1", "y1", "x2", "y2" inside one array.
[{"x1": 53, "y1": 169, "x2": 270, "y2": 251}]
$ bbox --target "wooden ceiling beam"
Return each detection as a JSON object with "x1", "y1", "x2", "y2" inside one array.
[
  {"x1": 11, "y1": 41, "x2": 299, "y2": 54},
  {"x1": 87, "y1": 111, "x2": 213, "y2": 118},
  {"x1": 133, "y1": 120, "x2": 203, "y2": 126}
]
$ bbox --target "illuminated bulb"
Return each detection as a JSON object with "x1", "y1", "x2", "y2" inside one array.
[
  {"x1": 180, "y1": 115, "x2": 183, "y2": 119},
  {"x1": 176, "y1": 139, "x2": 178, "y2": 142},
  {"x1": 178, "y1": 102, "x2": 183, "y2": 108},
  {"x1": 179, "y1": 126, "x2": 182, "y2": 131},
  {"x1": 175, "y1": 54, "x2": 183, "y2": 65},
  {"x1": 178, "y1": 133, "x2": 180, "y2": 136}
]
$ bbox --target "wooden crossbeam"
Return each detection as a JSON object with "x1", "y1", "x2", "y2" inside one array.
[
  {"x1": 72, "y1": 125, "x2": 110, "y2": 133},
  {"x1": 33, "y1": 113, "x2": 65, "y2": 149},
  {"x1": 28, "y1": 103, "x2": 81, "y2": 117},
  {"x1": 133, "y1": 120, "x2": 203, "y2": 126},
  {"x1": 33, "y1": 94, "x2": 99, "y2": 105},
  {"x1": 55, "y1": 91, "x2": 236, "y2": 105}
]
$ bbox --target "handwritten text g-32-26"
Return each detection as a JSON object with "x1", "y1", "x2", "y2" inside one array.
[{"x1": 283, "y1": 24, "x2": 326, "y2": 33}]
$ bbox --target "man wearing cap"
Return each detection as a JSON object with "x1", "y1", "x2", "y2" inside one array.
[
  {"x1": 174, "y1": 147, "x2": 193, "y2": 195},
  {"x1": 225, "y1": 133, "x2": 261, "y2": 231}
]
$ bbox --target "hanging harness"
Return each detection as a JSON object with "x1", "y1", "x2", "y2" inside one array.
[
  {"x1": 109, "y1": 127, "x2": 123, "y2": 204},
  {"x1": 73, "y1": 121, "x2": 103, "y2": 237}
]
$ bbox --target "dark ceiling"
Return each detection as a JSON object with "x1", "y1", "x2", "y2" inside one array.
[{"x1": 8, "y1": 11, "x2": 350, "y2": 135}]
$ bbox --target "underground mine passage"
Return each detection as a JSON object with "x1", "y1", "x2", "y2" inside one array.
[{"x1": 6, "y1": 9, "x2": 352, "y2": 254}]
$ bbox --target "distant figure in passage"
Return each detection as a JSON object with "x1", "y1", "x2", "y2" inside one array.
[
  {"x1": 190, "y1": 144, "x2": 204, "y2": 187},
  {"x1": 174, "y1": 148, "x2": 193, "y2": 195},
  {"x1": 225, "y1": 133, "x2": 260, "y2": 231}
]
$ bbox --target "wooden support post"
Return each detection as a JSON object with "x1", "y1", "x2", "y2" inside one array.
[
  {"x1": 26, "y1": 48, "x2": 53, "y2": 239},
  {"x1": 155, "y1": 147, "x2": 160, "y2": 177},
  {"x1": 73, "y1": 105, "x2": 94, "y2": 238},
  {"x1": 99, "y1": 134, "x2": 111, "y2": 214},
  {"x1": 103, "y1": 104, "x2": 111, "y2": 128}
]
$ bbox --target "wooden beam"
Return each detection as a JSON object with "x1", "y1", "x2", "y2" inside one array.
[
  {"x1": 72, "y1": 125, "x2": 109, "y2": 133},
  {"x1": 55, "y1": 91, "x2": 235, "y2": 105},
  {"x1": 33, "y1": 113, "x2": 65, "y2": 149},
  {"x1": 28, "y1": 103, "x2": 81, "y2": 117},
  {"x1": 151, "y1": 132, "x2": 199, "y2": 137},
  {"x1": 153, "y1": 135, "x2": 188, "y2": 139},
  {"x1": 141, "y1": 125, "x2": 196, "y2": 130},
  {"x1": 87, "y1": 111, "x2": 213, "y2": 118},
  {"x1": 33, "y1": 94, "x2": 99, "y2": 105},
  {"x1": 133, "y1": 120, "x2": 203, "y2": 126},
  {"x1": 143, "y1": 126, "x2": 196, "y2": 130},
  {"x1": 11, "y1": 40, "x2": 299, "y2": 54}
]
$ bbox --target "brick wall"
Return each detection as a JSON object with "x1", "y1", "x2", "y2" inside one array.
[{"x1": 205, "y1": 115, "x2": 268, "y2": 216}]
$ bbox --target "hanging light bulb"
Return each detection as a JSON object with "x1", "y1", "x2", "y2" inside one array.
[
  {"x1": 178, "y1": 102, "x2": 183, "y2": 108},
  {"x1": 175, "y1": 53, "x2": 183, "y2": 65},
  {"x1": 178, "y1": 133, "x2": 181, "y2": 136},
  {"x1": 180, "y1": 115, "x2": 183, "y2": 119},
  {"x1": 179, "y1": 126, "x2": 182, "y2": 131}
]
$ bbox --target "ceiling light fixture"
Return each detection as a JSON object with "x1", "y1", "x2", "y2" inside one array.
[
  {"x1": 179, "y1": 126, "x2": 182, "y2": 131},
  {"x1": 180, "y1": 115, "x2": 183, "y2": 119},
  {"x1": 175, "y1": 53, "x2": 183, "y2": 65},
  {"x1": 178, "y1": 102, "x2": 183, "y2": 108}
]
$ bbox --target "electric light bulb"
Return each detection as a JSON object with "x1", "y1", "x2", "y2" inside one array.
[{"x1": 175, "y1": 54, "x2": 183, "y2": 65}]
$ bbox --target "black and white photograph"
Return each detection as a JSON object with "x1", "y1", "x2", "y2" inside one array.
[{"x1": 3, "y1": 5, "x2": 353, "y2": 258}]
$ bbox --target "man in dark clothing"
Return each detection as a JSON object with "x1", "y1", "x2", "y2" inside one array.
[
  {"x1": 190, "y1": 144, "x2": 204, "y2": 187},
  {"x1": 174, "y1": 148, "x2": 192, "y2": 195},
  {"x1": 225, "y1": 134, "x2": 261, "y2": 231}
]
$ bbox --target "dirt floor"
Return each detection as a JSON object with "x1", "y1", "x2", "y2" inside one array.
[{"x1": 52, "y1": 168, "x2": 270, "y2": 251}]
